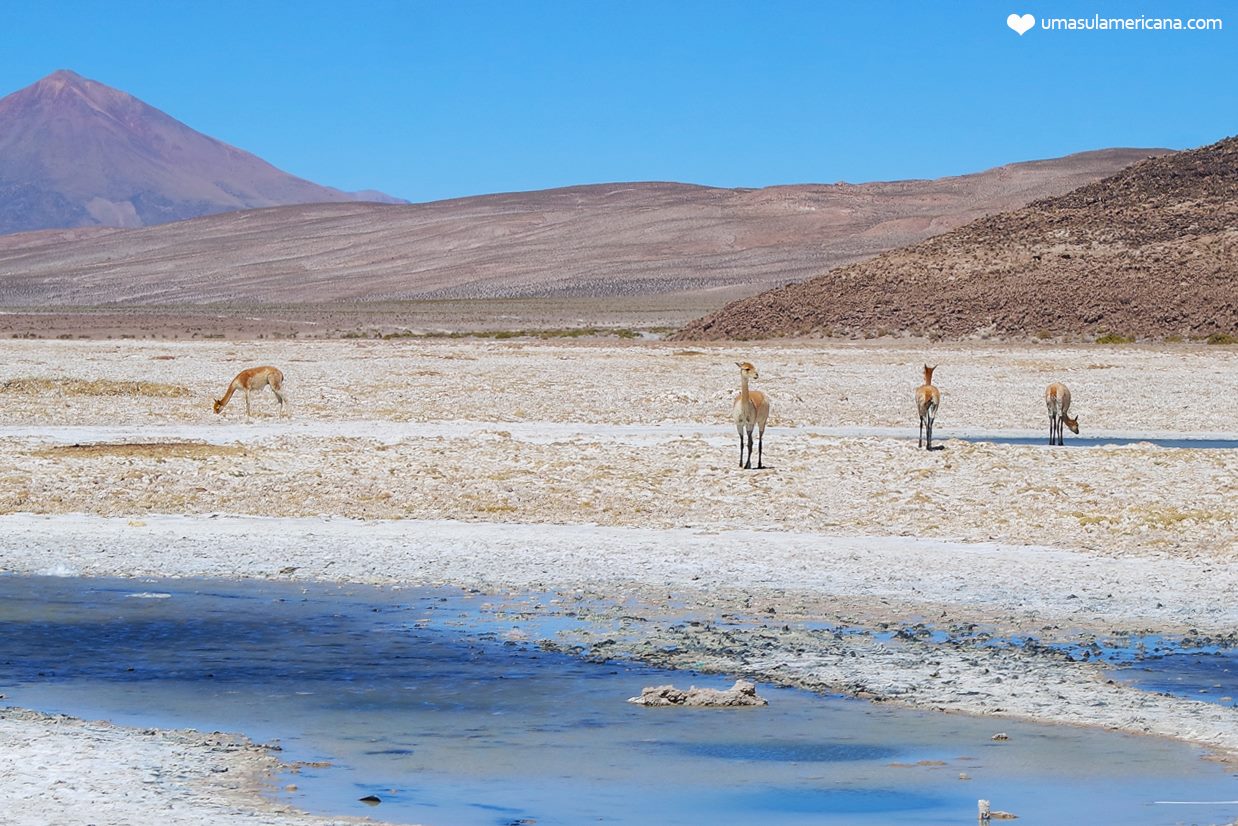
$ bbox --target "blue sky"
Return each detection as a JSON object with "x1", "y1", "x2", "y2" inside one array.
[{"x1": 4, "y1": 1, "x2": 1235, "y2": 202}]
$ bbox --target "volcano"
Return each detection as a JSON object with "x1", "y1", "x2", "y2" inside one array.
[{"x1": 0, "y1": 69, "x2": 403, "y2": 235}]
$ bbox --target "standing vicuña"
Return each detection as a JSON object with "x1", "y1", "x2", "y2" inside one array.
[
  {"x1": 213, "y1": 366, "x2": 288, "y2": 418},
  {"x1": 1045, "y1": 382, "x2": 1079, "y2": 445},
  {"x1": 915, "y1": 364, "x2": 940, "y2": 450},
  {"x1": 732, "y1": 361, "x2": 771, "y2": 469}
]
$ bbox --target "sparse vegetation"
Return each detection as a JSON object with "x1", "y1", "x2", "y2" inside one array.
[
  {"x1": 1, "y1": 377, "x2": 193, "y2": 397},
  {"x1": 373, "y1": 326, "x2": 646, "y2": 341},
  {"x1": 1072, "y1": 511, "x2": 1112, "y2": 527},
  {"x1": 32, "y1": 442, "x2": 246, "y2": 460},
  {"x1": 1138, "y1": 506, "x2": 1230, "y2": 529},
  {"x1": 1206, "y1": 332, "x2": 1237, "y2": 345},
  {"x1": 1094, "y1": 333, "x2": 1135, "y2": 344}
]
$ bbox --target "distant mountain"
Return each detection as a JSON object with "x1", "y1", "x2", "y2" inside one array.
[
  {"x1": 675, "y1": 136, "x2": 1236, "y2": 340},
  {"x1": 0, "y1": 148, "x2": 1161, "y2": 307},
  {"x1": 0, "y1": 70, "x2": 403, "y2": 235}
]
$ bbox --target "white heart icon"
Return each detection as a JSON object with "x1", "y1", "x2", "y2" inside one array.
[{"x1": 1007, "y1": 13, "x2": 1035, "y2": 35}]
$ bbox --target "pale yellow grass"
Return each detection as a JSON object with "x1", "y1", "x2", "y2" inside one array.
[
  {"x1": 2, "y1": 377, "x2": 191, "y2": 398},
  {"x1": 31, "y1": 442, "x2": 245, "y2": 460}
]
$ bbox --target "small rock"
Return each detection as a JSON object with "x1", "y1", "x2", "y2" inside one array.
[
  {"x1": 628, "y1": 679, "x2": 768, "y2": 707},
  {"x1": 991, "y1": 732, "x2": 1009, "y2": 741},
  {"x1": 978, "y1": 800, "x2": 1018, "y2": 821},
  {"x1": 359, "y1": 794, "x2": 382, "y2": 805}
]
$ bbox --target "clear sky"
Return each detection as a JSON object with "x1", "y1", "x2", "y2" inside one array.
[{"x1": 4, "y1": 0, "x2": 1235, "y2": 202}]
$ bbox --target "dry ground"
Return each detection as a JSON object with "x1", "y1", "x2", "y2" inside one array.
[
  {"x1": 0, "y1": 295, "x2": 721, "y2": 340},
  {"x1": 1, "y1": 338, "x2": 1234, "y2": 561}
]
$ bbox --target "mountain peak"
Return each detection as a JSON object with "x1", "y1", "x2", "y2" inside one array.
[
  {"x1": 24, "y1": 69, "x2": 104, "y2": 100},
  {"x1": 0, "y1": 71, "x2": 402, "y2": 235},
  {"x1": 43, "y1": 68, "x2": 87, "y2": 83},
  {"x1": 7, "y1": 70, "x2": 140, "y2": 126}
]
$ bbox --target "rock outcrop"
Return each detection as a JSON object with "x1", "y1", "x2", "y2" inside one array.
[{"x1": 675, "y1": 136, "x2": 1237, "y2": 341}]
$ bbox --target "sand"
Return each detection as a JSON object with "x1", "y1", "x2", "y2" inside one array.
[{"x1": 0, "y1": 338, "x2": 1235, "y2": 825}]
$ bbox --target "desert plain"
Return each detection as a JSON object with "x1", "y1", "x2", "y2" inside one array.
[{"x1": 1, "y1": 335, "x2": 1236, "y2": 825}]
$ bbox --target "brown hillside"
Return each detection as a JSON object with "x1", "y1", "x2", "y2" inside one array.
[
  {"x1": 676, "y1": 136, "x2": 1238, "y2": 341},
  {"x1": 0, "y1": 149, "x2": 1159, "y2": 306}
]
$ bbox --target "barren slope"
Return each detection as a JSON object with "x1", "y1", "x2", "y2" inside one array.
[
  {"x1": 0, "y1": 70, "x2": 401, "y2": 235},
  {"x1": 0, "y1": 149, "x2": 1159, "y2": 306},
  {"x1": 677, "y1": 136, "x2": 1237, "y2": 341}
]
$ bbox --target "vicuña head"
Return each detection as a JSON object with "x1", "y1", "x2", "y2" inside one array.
[
  {"x1": 1063, "y1": 414, "x2": 1080, "y2": 434},
  {"x1": 736, "y1": 361, "x2": 759, "y2": 380},
  {"x1": 922, "y1": 364, "x2": 936, "y2": 385},
  {"x1": 212, "y1": 397, "x2": 226, "y2": 414}
]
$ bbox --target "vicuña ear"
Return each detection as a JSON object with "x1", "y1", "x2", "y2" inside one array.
[{"x1": 736, "y1": 362, "x2": 743, "y2": 367}]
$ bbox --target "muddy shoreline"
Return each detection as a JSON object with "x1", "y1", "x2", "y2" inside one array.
[{"x1": 3, "y1": 513, "x2": 1236, "y2": 763}]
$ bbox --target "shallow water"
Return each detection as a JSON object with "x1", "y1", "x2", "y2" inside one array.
[
  {"x1": 953, "y1": 435, "x2": 1238, "y2": 450},
  {"x1": 1113, "y1": 651, "x2": 1238, "y2": 707},
  {"x1": 1, "y1": 575, "x2": 1236, "y2": 826}
]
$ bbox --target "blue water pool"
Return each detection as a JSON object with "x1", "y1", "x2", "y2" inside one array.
[{"x1": 0, "y1": 575, "x2": 1234, "y2": 825}]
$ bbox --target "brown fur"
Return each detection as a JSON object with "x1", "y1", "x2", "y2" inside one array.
[
  {"x1": 214, "y1": 366, "x2": 288, "y2": 418},
  {"x1": 915, "y1": 364, "x2": 940, "y2": 449},
  {"x1": 1046, "y1": 381, "x2": 1079, "y2": 445},
  {"x1": 732, "y1": 361, "x2": 771, "y2": 469}
]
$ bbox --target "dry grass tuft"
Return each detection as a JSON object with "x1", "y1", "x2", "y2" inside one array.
[
  {"x1": 2, "y1": 377, "x2": 192, "y2": 398},
  {"x1": 33, "y1": 442, "x2": 245, "y2": 460}
]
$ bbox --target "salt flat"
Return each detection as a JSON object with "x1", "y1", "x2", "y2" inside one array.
[{"x1": 0, "y1": 338, "x2": 1235, "y2": 825}]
